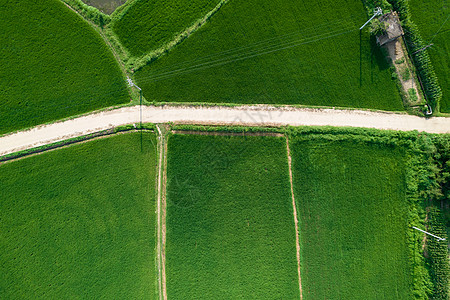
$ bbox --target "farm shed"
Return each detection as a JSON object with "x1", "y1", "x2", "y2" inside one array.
[{"x1": 376, "y1": 11, "x2": 404, "y2": 46}]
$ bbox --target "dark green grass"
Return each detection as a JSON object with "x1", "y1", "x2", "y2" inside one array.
[
  {"x1": 0, "y1": 0, "x2": 129, "y2": 135},
  {"x1": 166, "y1": 134, "x2": 299, "y2": 299},
  {"x1": 135, "y1": 0, "x2": 403, "y2": 111},
  {"x1": 112, "y1": 0, "x2": 219, "y2": 56},
  {"x1": 291, "y1": 138, "x2": 412, "y2": 299},
  {"x1": 410, "y1": 0, "x2": 449, "y2": 113},
  {"x1": 0, "y1": 133, "x2": 157, "y2": 299}
]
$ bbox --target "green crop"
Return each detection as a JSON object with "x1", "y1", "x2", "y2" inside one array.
[
  {"x1": 0, "y1": 132, "x2": 158, "y2": 299},
  {"x1": 165, "y1": 134, "x2": 299, "y2": 299},
  {"x1": 112, "y1": 0, "x2": 220, "y2": 57},
  {"x1": 409, "y1": 0, "x2": 449, "y2": 113},
  {"x1": 290, "y1": 138, "x2": 413, "y2": 299},
  {"x1": 0, "y1": 0, "x2": 129, "y2": 135},
  {"x1": 135, "y1": 0, "x2": 403, "y2": 111}
]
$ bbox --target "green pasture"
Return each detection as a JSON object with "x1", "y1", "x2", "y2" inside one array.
[
  {"x1": 0, "y1": 0, "x2": 129, "y2": 135},
  {"x1": 409, "y1": 0, "x2": 450, "y2": 113},
  {"x1": 0, "y1": 132, "x2": 158, "y2": 299},
  {"x1": 112, "y1": 0, "x2": 220, "y2": 57},
  {"x1": 290, "y1": 137, "x2": 412, "y2": 299},
  {"x1": 165, "y1": 134, "x2": 299, "y2": 299},
  {"x1": 135, "y1": 0, "x2": 403, "y2": 111}
]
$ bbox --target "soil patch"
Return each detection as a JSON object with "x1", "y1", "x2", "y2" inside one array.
[{"x1": 81, "y1": 0, "x2": 126, "y2": 14}]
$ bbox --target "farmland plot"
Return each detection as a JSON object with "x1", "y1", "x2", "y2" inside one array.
[
  {"x1": 136, "y1": 0, "x2": 403, "y2": 111},
  {"x1": 409, "y1": 0, "x2": 450, "y2": 113},
  {"x1": 0, "y1": 133, "x2": 158, "y2": 299},
  {"x1": 165, "y1": 134, "x2": 299, "y2": 299},
  {"x1": 290, "y1": 137, "x2": 413, "y2": 299},
  {"x1": 112, "y1": 0, "x2": 220, "y2": 56},
  {"x1": 0, "y1": 0, "x2": 129, "y2": 135}
]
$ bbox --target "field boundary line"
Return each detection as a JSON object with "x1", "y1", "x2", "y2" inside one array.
[
  {"x1": 286, "y1": 136, "x2": 303, "y2": 300},
  {"x1": 171, "y1": 130, "x2": 283, "y2": 137},
  {"x1": 161, "y1": 129, "x2": 168, "y2": 300},
  {"x1": 155, "y1": 125, "x2": 164, "y2": 300},
  {"x1": 155, "y1": 125, "x2": 168, "y2": 300}
]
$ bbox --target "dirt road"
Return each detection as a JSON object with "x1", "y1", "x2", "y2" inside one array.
[{"x1": 1, "y1": 105, "x2": 449, "y2": 156}]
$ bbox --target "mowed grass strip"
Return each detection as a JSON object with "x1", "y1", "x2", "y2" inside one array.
[
  {"x1": 0, "y1": 0, "x2": 129, "y2": 135},
  {"x1": 136, "y1": 0, "x2": 403, "y2": 111},
  {"x1": 291, "y1": 138, "x2": 412, "y2": 299},
  {"x1": 409, "y1": 0, "x2": 450, "y2": 113},
  {"x1": 112, "y1": 0, "x2": 220, "y2": 56},
  {"x1": 0, "y1": 133, "x2": 157, "y2": 299},
  {"x1": 166, "y1": 134, "x2": 299, "y2": 299}
]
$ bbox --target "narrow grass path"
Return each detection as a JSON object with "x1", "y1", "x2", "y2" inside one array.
[
  {"x1": 286, "y1": 136, "x2": 303, "y2": 299},
  {"x1": 155, "y1": 125, "x2": 168, "y2": 300}
]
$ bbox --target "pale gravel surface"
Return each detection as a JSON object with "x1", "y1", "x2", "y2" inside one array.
[{"x1": 1, "y1": 105, "x2": 449, "y2": 156}]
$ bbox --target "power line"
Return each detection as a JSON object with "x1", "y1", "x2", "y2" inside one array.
[
  {"x1": 137, "y1": 27, "x2": 358, "y2": 85},
  {"x1": 138, "y1": 14, "x2": 361, "y2": 75},
  {"x1": 429, "y1": 14, "x2": 449, "y2": 43}
]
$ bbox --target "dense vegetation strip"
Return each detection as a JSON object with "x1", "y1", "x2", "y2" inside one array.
[
  {"x1": 409, "y1": 0, "x2": 449, "y2": 113},
  {"x1": 165, "y1": 134, "x2": 299, "y2": 299},
  {"x1": 387, "y1": 0, "x2": 444, "y2": 113},
  {"x1": 0, "y1": 0, "x2": 129, "y2": 135},
  {"x1": 135, "y1": 0, "x2": 403, "y2": 110},
  {"x1": 0, "y1": 133, "x2": 158, "y2": 299},
  {"x1": 111, "y1": 0, "x2": 220, "y2": 57}
]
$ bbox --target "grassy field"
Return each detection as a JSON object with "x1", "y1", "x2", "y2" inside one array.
[
  {"x1": 290, "y1": 137, "x2": 412, "y2": 299},
  {"x1": 112, "y1": 0, "x2": 220, "y2": 57},
  {"x1": 135, "y1": 0, "x2": 403, "y2": 110},
  {"x1": 0, "y1": 0, "x2": 129, "y2": 135},
  {"x1": 409, "y1": 0, "x2": 449, "y2": 113},
  {"x1": 0, "y1": 132, "x2": 158, "y2": 299},
  {"x1": 165, "y1": 134, "x2": 299, "y2": 299}
]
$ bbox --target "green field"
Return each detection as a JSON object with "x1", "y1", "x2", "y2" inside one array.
[
  {"x1": 291, "y1": 137, "x2": 412, "y2": 299},
  {"x1": 0, "y1": 133, "x2": 158, "y2": 299},
  {"x1": 0, "y1": 0, "x2": 129, "y2": 135},
  {"x1": 409, "y1": 0, "x2": 450, "y2": 113},
  {"x1": 112, "y1": 0, "x2": 220, "y2": 57},
  {"x1": 165, "y1": 134, "x2": 299, "y2": 298},
  {"x1": 135, "y1": 0, "x2": 403, "y2": 110}
]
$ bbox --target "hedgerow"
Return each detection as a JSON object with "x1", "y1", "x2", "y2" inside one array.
[{"x1": 409, "y1": 0, "x2": 449, "y2": 113}]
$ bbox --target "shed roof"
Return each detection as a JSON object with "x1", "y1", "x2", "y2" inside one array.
[{"x1": 376, "y1": 11, "x2": 404, "y2": 46}]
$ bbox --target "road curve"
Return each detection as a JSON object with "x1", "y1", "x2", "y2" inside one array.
[{"x1": 1, "y1": 105, "x2": 449, "y2": 156}]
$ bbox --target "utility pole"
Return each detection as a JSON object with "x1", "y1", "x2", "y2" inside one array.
[
  {"x1": 360, "y1": 7, "x2": 383, "y2": 30},
  {"x1": 127, "y1": 77, "x2": 143, "y2": 151},
  {"x1": 413, "y1": 226, "x2": 446, "y2": 241}
]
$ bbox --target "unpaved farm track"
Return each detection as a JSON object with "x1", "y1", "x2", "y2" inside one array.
[{"x1": 1, "y1": 105, "x2": 450, "y2": 156}]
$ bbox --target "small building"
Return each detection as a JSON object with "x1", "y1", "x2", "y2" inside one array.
[{"x1": 376, "y1": 11, "x2": 404, "y2": 46}]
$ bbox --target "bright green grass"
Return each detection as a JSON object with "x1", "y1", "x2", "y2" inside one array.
[
  {"x1": 0, "y1": 0, "x2": 129, "y2": 135},
  {"x1": 291, "y1": 138, "x2": 412, "y2": 299},
  {"x1": 112, "y1": 0, "x2": 220, "y2": 57},
  {"x1": 0, "y1": 133, "x2": 157, "y2": 299},
  {"x1": 409, "y1": 0, "x2": 450, "y2": 113},
  {"x1": 166, "y1": 134, "x2": 299, "y2": 299},
  {"x1": 135, "y1": 0, "x2": 403, "y2": 111}
]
